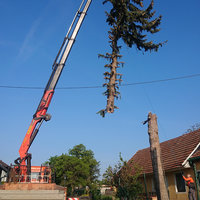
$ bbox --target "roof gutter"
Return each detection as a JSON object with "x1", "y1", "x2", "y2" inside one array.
[{"x1": 182, "y1": 142, "x2": 200, "y2": 167}]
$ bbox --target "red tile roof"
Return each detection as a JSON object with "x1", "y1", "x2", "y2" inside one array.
[{"x1": 128, "y1": 130, "x2": 200, "y2": 174}]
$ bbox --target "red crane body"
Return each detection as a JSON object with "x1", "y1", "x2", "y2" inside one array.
[
  {"x1": 18, "y1": 90, "x2": 54, "y2": 175},
  {"x1": 19, "y1": 90, "x2": 54, "y2": 158}
]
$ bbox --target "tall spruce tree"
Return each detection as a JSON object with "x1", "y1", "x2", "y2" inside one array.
[{"x1": 98, "y1": 0, "x2": 165, "y2": 117}]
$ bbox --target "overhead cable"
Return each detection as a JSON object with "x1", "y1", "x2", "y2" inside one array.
[{"x1": 0, "y1": 73, "x2": 200, "y2": 90}]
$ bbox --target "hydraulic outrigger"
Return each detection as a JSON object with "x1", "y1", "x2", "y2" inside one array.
[{"x1": 11, "y1": 0, "x2": 92, "y2": 181}]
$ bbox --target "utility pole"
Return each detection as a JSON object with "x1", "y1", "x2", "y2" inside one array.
[{"x1": 144, "y1": 112, "x2": 169, "y2": 200}]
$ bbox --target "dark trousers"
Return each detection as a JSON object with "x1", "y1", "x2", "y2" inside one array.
[{"x1": 188, "y1": 188, "x2": 196, "y2": 200}]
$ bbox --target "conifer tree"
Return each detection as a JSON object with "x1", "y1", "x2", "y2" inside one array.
[{"x1": 98, "y1": 0, "x2": 166, "y2": 117}]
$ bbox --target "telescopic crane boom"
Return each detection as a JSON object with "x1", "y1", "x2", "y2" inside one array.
[{"x1": 14, "y1": 0, "x2": 92, "y2": 178}]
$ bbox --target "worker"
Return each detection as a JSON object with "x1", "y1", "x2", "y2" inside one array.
[{"x1": 182, "y1": 174, "x2": 196, "y2": 200}]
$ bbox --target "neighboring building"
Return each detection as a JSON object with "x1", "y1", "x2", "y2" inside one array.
[
  {"x1": 100, "y1": 185, "x2": 111, "y2": 195},
  {"x1": 0, "y1": 160, "x2": 10, "y2": 183},
  {"x1": 0, "y1": 171, "x2": 7, "y2": 182},
  {"x1": 128, "y1": 130, "x2": 200, "y2": 200},
  {"x1": 100, "y1": 185, "x2": 114, "y2": 196}
]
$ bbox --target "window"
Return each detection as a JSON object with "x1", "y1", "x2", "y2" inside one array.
[
  {"x1": 175, "y1": 173, "x2": 186, "y2": 193},
  {"x1": 152, "y1": 178, "x2": 156, "y2": 192},
  {"x1": 197, "y1": 171, "x2": 200, "y2": 185},
  {"x1": 164, "y1": 175, "x2": 169, "y2": 189},
  {"x1": 31, "y1": 172, "x2": 40, "y2": 182}
]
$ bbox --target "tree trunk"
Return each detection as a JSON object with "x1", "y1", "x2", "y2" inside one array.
[
  {"x1": 106, "y1": 36, "x2": 118, "y2": 113},
  {"x1": 147, "y1": 112, "x2": 169, "y2": 200},
  {"x1": 106, "y1": 55, "x2": 117, "y2": 113}
]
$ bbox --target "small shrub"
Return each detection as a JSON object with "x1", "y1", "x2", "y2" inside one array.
[{"x1": 101, "y1": 195, "x2": 112, "y2": 200}]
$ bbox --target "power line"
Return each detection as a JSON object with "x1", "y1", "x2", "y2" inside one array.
[
  {"x1": 0, "y1": 86, "x2": 44, "y2": 90},
  {"x1": 0, "y1": 73, "x2": 200, "y2": 90},
  {"x1": 122, "y1": 73, "x2": 200, "y2": 86}
]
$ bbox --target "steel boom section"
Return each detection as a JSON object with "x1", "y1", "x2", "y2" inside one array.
[{"x1": 17, "y1": 0, "x2": 92, "y2": 172}]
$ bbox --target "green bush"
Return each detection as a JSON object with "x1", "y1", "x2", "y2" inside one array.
[{"x1": 101, "y1": 195, "x2": 112, "y2": 200}]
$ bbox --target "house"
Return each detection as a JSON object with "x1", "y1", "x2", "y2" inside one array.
[
  {"x1": 128, "y1": 130, "x2": 200, "y2": 200},
  {"x1": 0, "y1": 160, "x2": 10, "y2": 183},
  {"x1": 100, "y1": 185, "x2": 114, "y2": 196}
]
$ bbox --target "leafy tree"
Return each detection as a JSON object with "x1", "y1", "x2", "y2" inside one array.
[
  {"x1": 69, "y1": 144, "x2": 100, "y2": 187},
  {"x1": 102, "y1": 165, "x2": 114, "y2": 186},
  {"x1": 48, "y1": 154, "x2": 89, "y2": 195},
  {"x1": 69, "y1": 144, "x2": 94, "y2": 159},
  {"x1": 103, "y1": 154, "x2": 143, "y2": 200},
  {"x1": 47, "y1": 144, "x2": 100, "y2": 196},
  {"x1": 98, "y1": 0, "x2": 165, "y2": 117}
]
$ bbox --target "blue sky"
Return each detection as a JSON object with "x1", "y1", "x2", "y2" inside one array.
[{"x1": 0, "y1": 0, "x2": 200, "y2": 176}]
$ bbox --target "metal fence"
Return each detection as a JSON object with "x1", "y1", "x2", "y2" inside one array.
[
  {"x1": 16, "y1": 174, "x2": 51, "y2": 183},
  {"x1": 5, "y1": 165, "x2": 54, "y2": 183}
]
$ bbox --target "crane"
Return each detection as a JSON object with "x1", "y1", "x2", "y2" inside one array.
[{"x1": 12, "y1": 0, "x2": 92, "y2": 181}]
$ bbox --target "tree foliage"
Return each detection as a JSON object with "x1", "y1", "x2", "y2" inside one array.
[
  {"x1": 98, "y1": 0, "x2": 166, "y2": 117},
  {"x1": 47, "y1": 144, "x2": 100, "y2": 196},
  {"x1": 69, "y1": 144, "x2": 100, "y2": 186},
  {"x1": 102, "y1": 154, "x2": 143, "y2": 200}
]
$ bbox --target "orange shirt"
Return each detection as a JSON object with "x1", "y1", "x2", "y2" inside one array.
[{"x1": 183, "y1": 176, "x2": 194, "y2": 186}]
